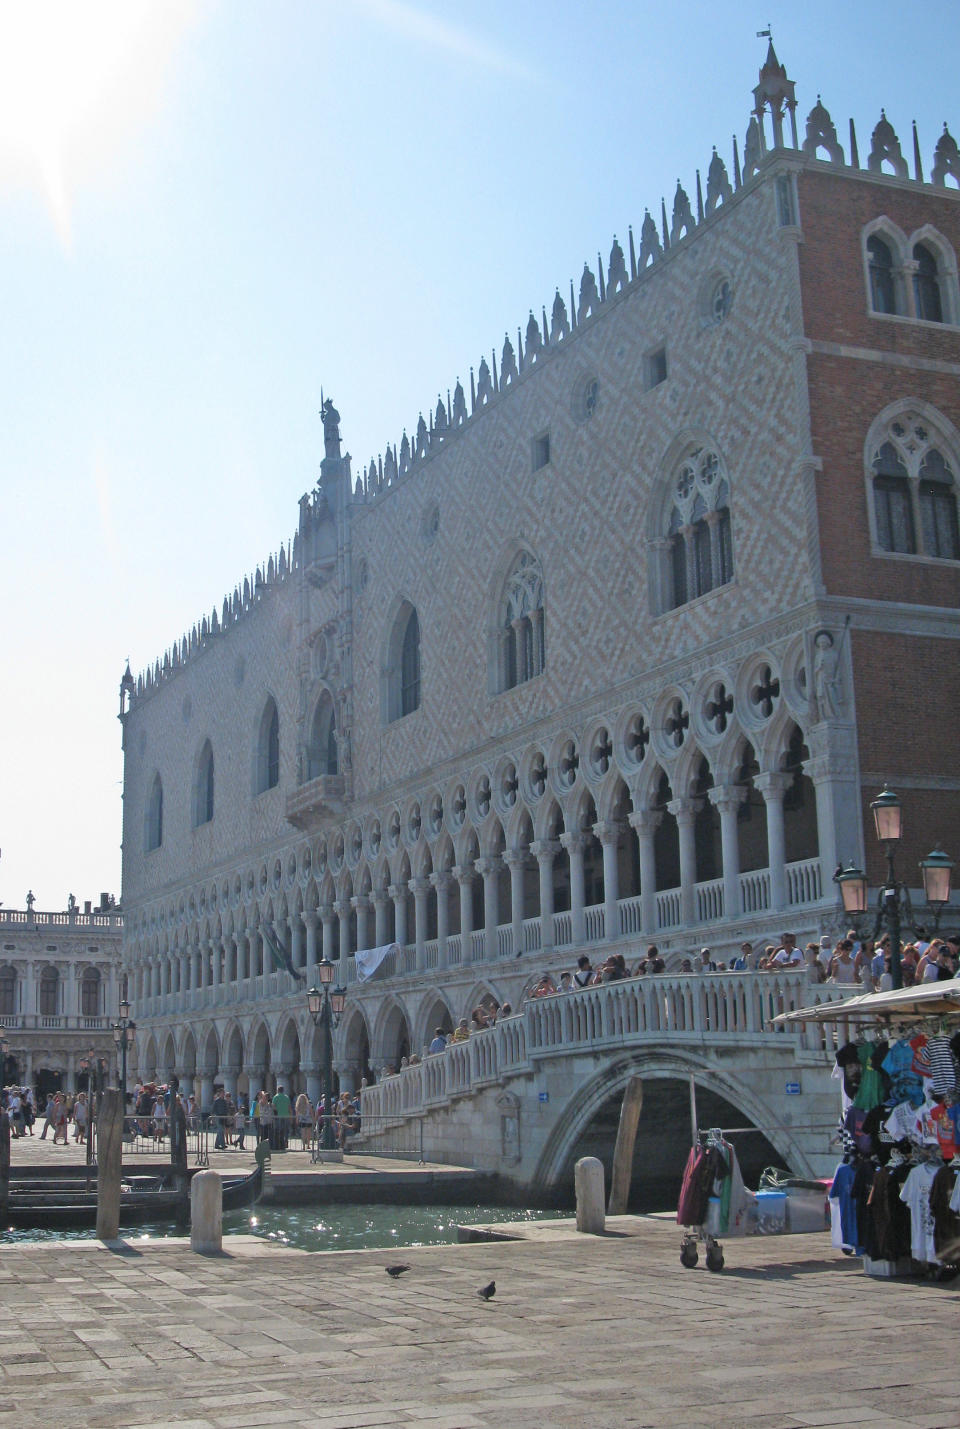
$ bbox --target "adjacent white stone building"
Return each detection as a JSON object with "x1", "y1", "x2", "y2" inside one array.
[
  {"x1": 119, "y1": 50, "x2": 960, "y2": 1112},
  {"x1": 0, "y1": 895, "x2": 124, "y2": 1097}
]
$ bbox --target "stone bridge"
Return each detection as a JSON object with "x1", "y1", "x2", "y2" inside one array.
[{"x1": 358, "y1": 971, "x2": 857, "y2": 1199}]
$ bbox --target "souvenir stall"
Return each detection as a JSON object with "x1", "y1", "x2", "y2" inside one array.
[{"x1": 775, "y1": 980, "x2": 960, "y2": 1279}]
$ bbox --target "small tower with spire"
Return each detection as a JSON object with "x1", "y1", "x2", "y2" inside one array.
[{"x1": 753, "y1": 33, "x2": 798, "y2": 150}]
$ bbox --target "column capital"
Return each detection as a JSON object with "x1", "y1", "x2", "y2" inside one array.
[
  {"x1": 387, "y1": 884, "x2": 405, "y2": 901},
  {"x1": 628, "y1": 808, "x2": 663, "y2": 835},
  {"x1": 317, "y1": 903, "x2": 334, "y2": 921},
  {"x1": 474, "y1": 856, "x2": 501, "y2": 877},
  {"x1": 593, "y1": 820, "x2": 623, "y2": 846},
  {"x1": 350, "y1": 894, "x2": 370, "y2": 913},
  {"x1": 754, "y1": 771, "x2": 792, "y2": 798},
  {"x1": 333, "y1": 899, "x2": 350, "y2": 918},
  {"x1": 429, "y1": 870, "x2": 453, "y2": 892},
  {"x1": 708, "y1": 784, "x2": 747, "y2": 813},
  {"x1": 301, "y1": 908, "x2": 319, "y2": 929},
  {"x1": 408, "y1": 876, "x2": 431, "y2": 896},
  {"x1": 559, "y1": 831, "x2": 587, "y2": 855},
  {"x1": 529, "y1": 838, "x2": 560, "y2": 861},
  {"x1": 502, "y1": 847, "x2": 529, "y2": 870},
  {"x1": 371, "y1": 888, "x2": 390, "y2": 907},
  {"x1": 667, "y1": 797, "x2": 702, "y2": 822},
  {"x1": 452, "y1": 863, "x2": 475, "y2": 884}
]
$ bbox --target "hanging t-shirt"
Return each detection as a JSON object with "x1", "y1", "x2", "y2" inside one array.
[
  {"x1": 852, "y1": 1042, "x2": 885, "y2": 1112},
  {"x1": 910, "y1": 1034, "x2": 931, "y2": 1078},
  {"x1": 882, "y1": 1040, "x2": 924, "y2": 1108},
  {"x1": 925, "y1": 1036, "x2": 959, "y2": 1098},
  {"x1": 899, "y1": 1161, "x2": 940, "y2": 1263},
  {"x1": 930, "y1": 1102, "x2": 957, "y2": 1160},
  {"x1": 929, "y1": 1165, "x2": 960, "y2": 1257},
  {"x1": 883, "y1": 1100, "x2": 921, "y2": 1146},
  {"x1": 829, "y1": 1162, "x2": 861, "y2": 1253}
]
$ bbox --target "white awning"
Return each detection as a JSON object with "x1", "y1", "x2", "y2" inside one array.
[{"x1": 772, "y1": 976, "x2": 960, "y2": 1026}]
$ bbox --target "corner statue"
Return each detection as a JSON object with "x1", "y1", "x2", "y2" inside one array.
[{"x1": 321, "y1": 395, "x2": 341, "y2": 462}]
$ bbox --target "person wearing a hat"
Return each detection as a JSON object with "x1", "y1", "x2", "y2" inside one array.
[{"x1": 817, "y1": 934, "x2": 834, "y2": 971}]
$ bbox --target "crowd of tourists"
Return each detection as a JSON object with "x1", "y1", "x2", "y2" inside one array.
[{"x1": 129, "y1": 1080, "x2": 361, "y2": 1152}]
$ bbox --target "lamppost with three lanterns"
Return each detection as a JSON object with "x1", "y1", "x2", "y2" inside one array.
[
  {"x1": 306, "y1": 960, "x2": 346, "y2": 1157},
  {"x1": 112, "y1": 998, "x2": 136, "y2": 1128},
  {"x1": 834, "y1": 786, "x2": 954, "y2": 990}
]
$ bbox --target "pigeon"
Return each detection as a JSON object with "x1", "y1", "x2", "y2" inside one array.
[
  {"x1": 477, "y1": 1280, "x2": 496, "y2": 1301},
  {"x1": 385, "y1": 1264, "x2": 411, "y2": 1278}
]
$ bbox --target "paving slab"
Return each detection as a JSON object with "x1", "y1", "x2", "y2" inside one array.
[{"x1": 0, "y1": 1222, "x2": 953, "y2": 1427}]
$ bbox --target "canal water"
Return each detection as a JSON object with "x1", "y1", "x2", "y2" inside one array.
[{"x1": 1, "y1": 1203, "x2": 567, "y2": 1249}]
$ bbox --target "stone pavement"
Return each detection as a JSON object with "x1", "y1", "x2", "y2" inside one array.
[{"x1": 0, "y1": 1220, "x2": 955, "y2": 1429}]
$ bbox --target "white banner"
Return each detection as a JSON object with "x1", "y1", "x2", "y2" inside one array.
[{"x1": 354, "y1": 942, "x2": 399, "y2": 982}]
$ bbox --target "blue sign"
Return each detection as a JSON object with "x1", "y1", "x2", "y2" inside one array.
[
  {"x1": 785, "y1": 1081, "x2": 801, "y2": 1095},
  {"x1": 538, "y1": 1091, "x2": 549, "y2": 1103}
]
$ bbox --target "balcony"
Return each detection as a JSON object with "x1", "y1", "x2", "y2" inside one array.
[{"x1": 285, "y1": 774, "x2": 346, "y2": 828}]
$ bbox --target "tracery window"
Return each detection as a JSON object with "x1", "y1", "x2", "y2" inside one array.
[
  {"x1": 500, "y1": 550, "x2": 545, "y2": 691},
  {"x1": 867, "y1": 235, "x2": 897, "y2": 314},
  {"x1": 664, "y1": 446, "x2": 733, "y2": 610},
  {"x1": 869, "y1": 410, "x2": 960, "y2": 561},
  {"x1": 400, "y1": 609, "x2": 421, "y2": 716},
  {"x1": 913, "y1": 243, "x2": 943, "y2": 323}
]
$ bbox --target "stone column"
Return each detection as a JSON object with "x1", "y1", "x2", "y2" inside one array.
[
  {"x1": 559, "y1": 833, "x2": 586, "y2": 945},
  {"x1": 200, "y1": 1071, "x2": 215, "y2": 1111},
  {"x1": 755, "y1": 772, "x2": 791, "y2": 913},
  {"x1": 334, "y1": 1059, "x2": 360, "y2": 1094},
  {"x1": 511, "y1": 617, "x2": 527, "y2": 683},
  {"x1": 288, "y1": 913, "x2": 304, "y2": 971},
  {"x1": 301, "y1": 909, "x2": 317, "y2": 971},
  {"x1": 244, "y1": 1064, "x2": 263, "y2": 1106},
  {"x1": 210, "y1": 939, "x2": 220, "y2": 998},
  {"x1": 504, "y1": 849, "x2": 527, "y2": 959},
  {"x1": 409, "y1": 877, "x2": 430, "y2": 971},
  {"x1": 353, "y1": 895, "x2": 370, "y2": 954},
  {"x1": 220, "y1": 1066, "x2": 239, "y2": 1101},
  {"x1": 628, "y1": 809, "x2": 661, "y2": 937},
  {"x1": 303, "y1": 1063, "x2": 323, "y2": 1105},
  {"x1": 595, "y1": 822, "x2": 621, "y2": 943},
  {"x1": 709, "y1": 785, "x2": 746, "y2": 921},
  {"x1": 319, "y1": 905, "x2": 335, "y2": 963},
  {"x1": 668, "y1": 799, "x2": 700, "y2": 927},
  {"x1": 431, "y1": 872, "x2": 452, "y2": 966},
  {"x1": 454, "y1": 864, "x2": 474, "y2": 944},
  {"x1": 530, "y1": 840, "x2": 558, "y2": 954},
  {"x1": 334, "y1": 899, "x2": 350, "y2": 962},
  {"x1": 475, "y1": 857, "x2": 500, "y2": 961},
  {"x1": 389, "y1": 885, "x2": 408, "y2": 950},
  {"x1": 372, "y1": 889, "x2": 390, "y2": 947}
]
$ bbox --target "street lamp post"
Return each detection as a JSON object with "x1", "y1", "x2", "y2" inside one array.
[
  {"x1": 834, "y1": 786, "x2": 954, "y2": 990},
  {"x1": 112, "y1": 999, "x2": 136, "y2": 1131},
  {"x1": 306, "y1": 961, "x2": 346, "y2": 1158}
]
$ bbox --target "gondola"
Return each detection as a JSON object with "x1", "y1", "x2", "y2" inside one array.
[{"x1": 0, "y1": 1160, "x2": 264, "y2": 1232}]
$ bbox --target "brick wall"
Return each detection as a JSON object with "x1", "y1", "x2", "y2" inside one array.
[
  {"x1": 851, "y1": 629, "x2": 960, "y2": 886},
  {"x1": 797, "y1": 168, "x2": 960, "y2": 607}
]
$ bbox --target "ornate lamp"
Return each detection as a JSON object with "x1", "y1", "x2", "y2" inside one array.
[{"x1": 870, "y1": 787, "x2": 902, "y2": 844}]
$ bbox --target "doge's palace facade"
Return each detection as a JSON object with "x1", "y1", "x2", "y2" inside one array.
[{"x1": 120, "y1": 50, "x2": 960, "y2": 1108}]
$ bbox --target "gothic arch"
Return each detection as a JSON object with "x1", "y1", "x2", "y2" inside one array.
[
  {"x1": 253, "y1": 695, "x2": 281, "y2": 795},
  {"x1": 306, "y1": 686, "x2": 338, "y2": 779},
  {"x1": 486, "y1": 543, "x2": 546, "y2": 694},
  {"x1": 381, "y1": 597, "x2": 421, "y2": 722}
]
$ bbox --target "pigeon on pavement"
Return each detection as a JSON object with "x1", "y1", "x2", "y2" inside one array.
[
  {"x1": 477, "y1": 1281, "x2": 496, "y2": 1301},
  {"x1": 385, "y1": 1264, "x2": 411, "y2": 1278}
]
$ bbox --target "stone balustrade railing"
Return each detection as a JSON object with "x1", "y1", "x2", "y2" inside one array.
[
  {"x1": 0, "y1": 909, "x2": 122, "y2": 929},
  {"x1": 359, "y1": 971, "x2": 859, "y2": 1124}
]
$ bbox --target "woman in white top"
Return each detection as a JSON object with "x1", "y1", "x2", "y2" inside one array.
[{"x1": 829, "y1": 940, "x2": 859, "y2": 984}]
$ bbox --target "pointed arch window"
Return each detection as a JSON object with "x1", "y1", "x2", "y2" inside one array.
[
  {"x1": 867, "y1": 235, "x2": 896, "y2": 314},
  {"x1": 193, "y1": 741, "x2": 215, "y2": 827},
  {"x1": 255, "y1": 699, "x2": 280, "y2": 793},
  {"x1": 913, "y1": 243, "x2": 943, "y2": 323},
  {"x1": 663, "y1": 447, "x2": 734, "y2": 611},
  {"x1": 400, "y1": 609, "x2": 421, "y2": 716},
  {"x1": 307, "y1": 692, "x2": 338, "y2": 779},
  {"x1": 145, "y1": 774, "x2": 163, "y2": 852},
  {"x1": 499, "y1": 550, "x2": 545, "y2": 692},
  {"x1": 383, "y1": 602, "x2": 421, "y2": 722},
  {"x1": 869, "y1": 411, "x2": 959, "y2": 561}
]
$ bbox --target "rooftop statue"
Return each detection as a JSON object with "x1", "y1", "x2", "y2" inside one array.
[{"x1": 321, "y1": 396, "x2": 342, "y2": 462}]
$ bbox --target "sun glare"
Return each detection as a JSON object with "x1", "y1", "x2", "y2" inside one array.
[{"x1": 0, "y1": 0, "x2": 200, "y2": 248}]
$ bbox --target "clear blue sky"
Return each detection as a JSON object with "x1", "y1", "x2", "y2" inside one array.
[{"x1": 1, "y1": 0, "x2": 956, "y2": 911}]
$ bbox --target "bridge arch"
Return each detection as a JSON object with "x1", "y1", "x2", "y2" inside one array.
[{"x1": 532, "y1": 1050, "x2": 806, "y2": 1198}]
